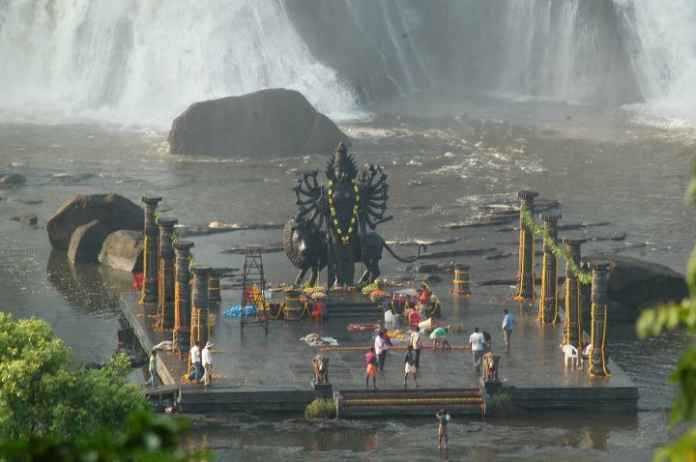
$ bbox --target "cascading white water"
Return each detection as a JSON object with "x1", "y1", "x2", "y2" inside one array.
[
  {"x1": 0, "y1": 0, "x2": 358, "y2": 126},
  {"x1": 3, "y1": 0, "x2": 696, "y2": 127},
  {"x1": 614, "y1": 0, "x2": 696, "y2": 124},
  {"x1": 497, "y1": 0, "x2": 696, "y2": 121},
  {"x1": 498, "y1": 0, "x2": 608, "y2": 104}
]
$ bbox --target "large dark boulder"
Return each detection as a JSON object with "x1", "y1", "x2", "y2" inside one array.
[
  {"x1": 67, "y1": 220, "x2": 111, "y2": 264},
  {"x1": 47, "y1": 193, "x2": 144, "y2": 250},
  {"x1": 585, "y1": 255, "x2": 689, "y2": 321},
  {"x1": 99, "y1": 230, "x2": 144, "y2": 273},
  {"x1": 168, "y1": 89, "x2": 350, "y2": 158}
]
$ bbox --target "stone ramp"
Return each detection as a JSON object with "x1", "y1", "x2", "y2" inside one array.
[{"x1": 335, "y1": 388, "x2": 484, "y2": 417}]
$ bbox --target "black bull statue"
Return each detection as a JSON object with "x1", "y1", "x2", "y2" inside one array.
[{"x1": 283, "y1": 218, "x2": 416, "y2": 286}]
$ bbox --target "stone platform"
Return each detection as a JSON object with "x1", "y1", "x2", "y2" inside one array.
[{"x1": 121, "y1": 289, "x2": 638, "y2": 416}]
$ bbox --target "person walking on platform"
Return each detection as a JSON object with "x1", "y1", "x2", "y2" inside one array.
[
  {"x1": 409, "y1": 327, "x2": 423, "y2": 368},
  {"x1": 469, "y1": 327, "x2": 485, "y2": 373},
  {"x1": 502, "y1": 308, "x2": 515, "y2": 353}
]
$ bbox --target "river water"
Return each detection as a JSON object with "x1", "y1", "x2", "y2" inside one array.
[{"x1": 0, "y1": 96, "x2": 693, "y2": 460}]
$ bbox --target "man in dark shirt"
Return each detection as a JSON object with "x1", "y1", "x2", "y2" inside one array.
[{"x1": 403, "y1": 345, "x2": 418, "y2": 389}]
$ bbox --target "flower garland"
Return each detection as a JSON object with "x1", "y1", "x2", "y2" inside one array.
[
  {"x1": 520, "y1": 206, "x2": 592, "y2": 284},
  {"x1": 327, "y1": 180, "x2": 360, "y2": 246}
]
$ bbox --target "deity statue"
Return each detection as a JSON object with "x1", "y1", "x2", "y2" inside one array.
[{"x1": 286, "y1": 142, "x2": 403, "y2": 288}]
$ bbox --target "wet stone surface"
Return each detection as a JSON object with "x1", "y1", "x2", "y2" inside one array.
[{"x1": 126, "y1": 289, "x2": 634, "y2": 392}]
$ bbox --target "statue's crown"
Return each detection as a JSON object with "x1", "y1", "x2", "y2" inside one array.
[{"x1": 335, "y1": 142, "x2": 348, "y2": 163}]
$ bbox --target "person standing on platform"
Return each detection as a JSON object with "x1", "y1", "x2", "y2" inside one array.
[
  {"x1": 469, "y1": 327, "x2": 485, "y2": 373},
  {"x1": 375, "y1": 329, "x2": 390, "y2": 372},
  {"x1": 502, "y1": 308, "x2": 515, "y2": 353},
  {"x1": 410, "y1": 327, "x2": 423, "y2": 368},
  {"x1": 403, "y1": 345, "x2": 418, "y2": 389},
  {"x1": 189, "y1": 341, "x2": 202, "y2": 383},
  {"x1": 147, "y1": 349, "x2": 158, "y2": 388},
  {"x1": 365, "y1": 347, "x2": 378, "y2": 390},
  {"x1": 202, "y1": 341, "x2": 213, "y2": 387},
  {"x1": 408, "y1": 308, "x2": 422, "y2": 332},
  {"x1": 483, "y1": 331, "x2": 492, "y2": 353}
]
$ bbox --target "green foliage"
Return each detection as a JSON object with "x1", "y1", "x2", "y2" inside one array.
[
  {"x1": 0, "y1": 313, "x2": 148, "y2": 439},
  {"x1": 486, "y1": 391, "x2": 513, "y2": 417},
  {"x1": 636, "y1": 160, "x2": 696, "y2": 461},
  {"x1": 520, "y1": 207, "x2": 592, "y2": 284},
  {"x1": 0, "y1": 410, "x2": 210, "y2": 462},
  {"x1": 304, "y1": 398, "x2": 336, "y2": 420}
]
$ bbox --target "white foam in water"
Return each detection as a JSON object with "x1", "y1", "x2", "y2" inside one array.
[{"x1": 0, "y1": 0, "x2": 360, "y2": 127}]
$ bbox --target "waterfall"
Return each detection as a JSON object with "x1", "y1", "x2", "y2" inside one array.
[
  {"x1": 615, "y1": 0, "x2": 696, "y2": 122},
  {"x1": 0, "y1": 0, "x2": 358, "y2": 126},
  {"x1": 3, "y1": 0, "x2": 696, "y2": 126},
  {"x1": 497, "y1": 0, "x2": 627, "y2": 104}
]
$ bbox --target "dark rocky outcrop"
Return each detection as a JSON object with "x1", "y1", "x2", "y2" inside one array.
[
  {"x1": 47, "y1": 193, "x2": 144, "y2": 250},
  {"x1": 98, "y1": 230, "x2": 144, "y2": 273},
  {"x1": 67, "y1": 220, "x2": 111, "y2": 264},
  {"x1": 585, "y1": 255, "x2": 689, "y2": 320},
  {"x1": 168, "y1": 89, "x2": 350, "y2": 158}
]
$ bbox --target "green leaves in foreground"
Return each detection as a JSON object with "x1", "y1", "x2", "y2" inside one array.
[
  {"x1": 0, "y1": 410, "x2": 209, "y2": 461},
  {"x1": 0, "y1": 312, "x2": 147, "y2": 440},
  {"x1": 637, "y1": 301, "x2": 696, "y2": 339},
  {"x1": 638, "y1": 158, "x2": 696, "y2": 462}
]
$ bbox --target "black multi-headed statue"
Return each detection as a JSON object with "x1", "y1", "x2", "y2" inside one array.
[{"x1": 283, "y1": 142, "x2": 414, "y2": 288}]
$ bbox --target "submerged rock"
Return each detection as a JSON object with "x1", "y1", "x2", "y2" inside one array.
[
  {"x1": 67, "y1": 220, "x2": 110, "y2": 264},
  {"x1": 99, "y1": 230, "x2": 144, "y2": 273},
  {"x1": 11, "y1": 213, "x2": 38, "y2": 227},
  {"x1": 47, "y1": 193, "x2": 144, "y2": 250},
  {"x1": 0, "y1": 173, "x2": 26, "y2": 188},
  {"x1": 168, "y1": 88, "x2": 350, "y2": 158}
]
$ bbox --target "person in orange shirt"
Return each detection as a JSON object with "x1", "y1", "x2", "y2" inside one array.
[{"x1": 365, "y1": 347, "x2": 378, "y2": 390}]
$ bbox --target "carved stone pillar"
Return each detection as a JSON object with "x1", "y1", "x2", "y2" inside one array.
[
  {"x1": 173, "y1": 240, "x2": 194, "y2": 355},
  {"x1": 191, "y1": 266, "x2": 210, "y2": 349},
  {"x1": 562, "y1": 239, "x2": 585, "y2": 346},
  {"x1": 140, "y1": 196, "x2": 162, "y2": 304},
  {"x1": 514, "y1": 190, "x2": 539, "y2": 301},
  {"x1": 208, "y1": 269, "x2": 222, "y2": 302},
  {"x1": 590, "y1": 262, "x2": 611, "y2": 377},
  {"x1": 157, "y1": 218, "x2": 178, "y2": 330},
  {"x1": 538, "y1": 214, "x2": 560, "y2": 323}
]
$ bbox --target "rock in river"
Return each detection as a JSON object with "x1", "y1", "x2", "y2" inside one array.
[
  {"x1": 47, "y1": 193, "x2": 144, "y2": 250},
  {"x1": 67, "y1": 220, "x2": 111, "y2": 264},
  {"x1": 585, "y1": 255, "x2": 689, "y2": 320},
  {"x1": 0, "y1": 173, "x2": 26, "y2": 188},
  {"x1": 168, "y1": 88, "x2": 350, "y2": 158},
  {"x1": 99, "y1": 230, "x2": 144, "y2": 273}
]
